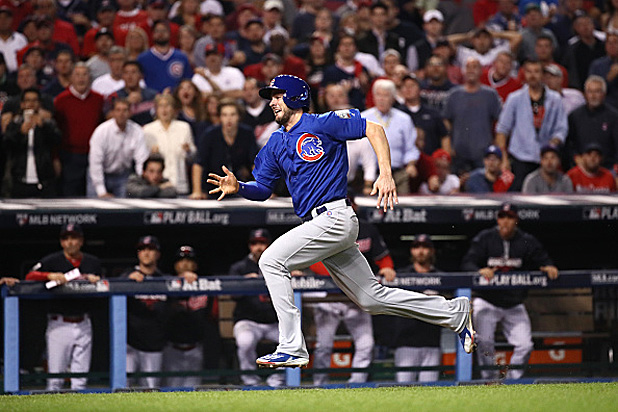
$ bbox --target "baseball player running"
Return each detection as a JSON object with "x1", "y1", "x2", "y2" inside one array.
[{"x1": 208, "y1": 74, "x2": 476, "y2": 368}]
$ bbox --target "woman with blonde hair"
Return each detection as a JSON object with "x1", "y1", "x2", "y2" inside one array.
[
  {"x1": 125, "y1": 27, "x2": 150, "y2": 61},
  {"x1": 143, "y1": 94, "x2": 196, "y2": 195},
  {"x1": 178, "y1": 25, "x2": 199, "y2": 68}
]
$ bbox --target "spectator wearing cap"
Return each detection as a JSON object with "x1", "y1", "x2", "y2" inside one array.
[
  {"x1": 420, "y1": 149, "x2": 460, "y2": 194},
  {"x1": 0, "y1": 0, "x2": 34, "y2": 32},
  {"x1": 362, "y1": 78, "x2": 420, "y2": 194},
  {"x1": 26, "y1": 223, "x2": 102, "y2": 390},
  {"x1": 443, "y1": 58, "x2": 502, "y2": 175},
  {"x1": 465, "y1": 145, "x2": 514, "y2": 193},
  {"x1": 447, "y1": 26, "x2": 522, "y2": 69},
  {"x1": 42, "y1": 49, "x2": 75, "y2": 98},
  {"x1": 4, "y1": 87, "x2": 62, "y2": 198},
  {"x1": 396, "y1": 74, "x2": 449, "y2": 156},
  {"x1": 517, "y1": 34, "x2": 568, "y2": 89},
  {"x1": 164, "y1": 245, "x2": 221, "y2": 387},
  {"x1": 486, "y1": 0, "x2": 521, "y2": 33},
  {"x1": 262, "y1": 0, "x2": 286, "y2": 36},
  {"x1": 356, "y1": 2, "x2": 403, "y2": 62},
  {"x1": 137, "y1": 20, "x2": 192, "y2": 93},
  {"x1": 227, "y1": 228, "x2": 285, "y2": 387},
  {"x1": 121, "y1": 235, "x2": 169, "y2": 388},
  {"x1": 192, "y1": 42, "x2": 245, "y2": 99},
  {"x1": 518, "y1": 3, "x2": 559, "y2": 63},
  {"x1": 86, "y1": 28, "x2": 116, "y2": 80},
  {"x1": 237, "y1": 18, "x2": 267, "y2": 69},
  {"x1": 264, "y1": 28, "x2": 307, "y2": 80},
  {"x1": 384, "y1": 234, "x2": 443, "y2": 383},
  {"x1": 54, "y1": 63, "x2": 105, "y2": 196},
  {"x1": 562, "y1": 13, "x2": 605, "y2": 90},
  {"x1": 87, "y1": 98, "x2": 149, "y2": 198},
  {"x1": 567, "y1": 143, "x2": 617, "y2": 192},
  {"x1": 522, "y1": 144, "x2": 573, "y2": 193},
  {"x1": 406, "y1": 9, "x2": 444, "y2": 74},
  {"x1": 462, "y1": 202, "x2": 559, "y2": 380},
  {"x1": 127, "y1": 154, "x2": 177, "y2": 198},
  {"x1": 588, "y1": 31, "x2": 618, "y2": 112},
  {"x1": 243, "y1": 53, "x2": 284, "y2": 86},
  {"x1": 81, "y1": 1, "x2": 117, "y2": 58},
  {"x1": 0, "y1": 6, "x2": 27, "y2": 73},
  {"x1": 566, "y1": 75, "x2": 618, "y2": 171},
  {"x1": 480, "y1": 51, "x2": 522, "y2": 103},
  {"x1": 91, "y1": 45, "x2": 128, "y2": 98},
  {"x1": 543, "y1": 63, "x2": 585, "y2": 116},
  {"x1": 113, "y1": 0, "x2": 148, "y2": 35},
  {"x1": 496, "y1": 59, "x2": 568, "y2": 191},
  {"x1": 32, "y1": 0, "x2": 80, "y2": 56},
  {"x1": 139, "y1": 0, "x2": 180, "y2": 49}
]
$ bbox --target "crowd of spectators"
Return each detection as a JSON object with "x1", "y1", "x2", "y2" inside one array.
[{"x1": 1, "y1": 0, "x2": 618, "y2": 201}]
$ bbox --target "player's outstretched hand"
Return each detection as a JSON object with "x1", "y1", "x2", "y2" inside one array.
[
  {"x1": 207, "y1": 165, "x2": 240, "y2": 201},
  {"x1": 371, "y1": 173, "x2": 398, "y2": 212}
]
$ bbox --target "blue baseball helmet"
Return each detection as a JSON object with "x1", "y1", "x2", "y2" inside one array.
[{"x1": 259, "y1": 74, "x2": 311, "y2": 109}]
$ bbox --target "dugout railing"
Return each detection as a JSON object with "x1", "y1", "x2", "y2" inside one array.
[{"x1": 3, "y1": 270, "x2": 618, "y2": 393}]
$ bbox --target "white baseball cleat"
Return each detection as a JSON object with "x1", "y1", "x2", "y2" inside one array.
[{"x1": 256, "y1": 352, "x2": 309, "y2": 368}]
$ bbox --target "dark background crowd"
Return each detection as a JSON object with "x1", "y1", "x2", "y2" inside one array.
[{"x1": 0, "y1": 0, "x2": 617, "y2": 201}]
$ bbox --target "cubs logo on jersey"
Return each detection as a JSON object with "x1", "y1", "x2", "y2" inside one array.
[
  {"x1": 168, "y1": 61, "x2": 185, "y2": 78},
  {"x1": 296, "y1": 133, "x2": 325, "y2": 162}
]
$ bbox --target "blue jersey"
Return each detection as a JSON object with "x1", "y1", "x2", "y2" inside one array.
[
  {"x1": 253, "y1": 109, "x2": 367, "y2": 217},
  {"x1": 137, "y1": 48, "x2": 192, "y2": 93}
]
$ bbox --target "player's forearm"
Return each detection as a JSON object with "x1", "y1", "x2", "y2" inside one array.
[
  {"x1": 238, "y1": 180, "x2": 272, "y2": 201},
  {"x1": 365, "y1": 121, "x2": 392, "y2": 176},
  {"x1": 191, "y1": 163, "x2": 203, "y2": 194}
]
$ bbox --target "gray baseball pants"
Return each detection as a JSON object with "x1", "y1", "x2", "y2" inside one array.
[{"x1": 259, "y1": 200, "x2": 470, "y2": 359}]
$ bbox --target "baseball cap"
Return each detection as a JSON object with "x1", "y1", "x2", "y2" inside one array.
[
  {"x1": 147, "y1": 0, "x2": 168, "y2": 9},
  {"x1": 60, "y1": 223, "x2": 83, "y2": 238},
  {"x1": 484, "y1": 145, "x2": 503, "y2": 159},
  {"x1": 245, "y1": 17, "x2": 264, "y2": 29},
  {"x1": 0, "y1": 6, "x2": 13, "y2": 16},
  {"x1": 249, "y1": 228, "x2": 271, "y2": 243},
  {"x1": 432, "y1": 148, "x2": 452, "y2": 163},
  {"x1": 98, "y1": 0, "x2": 116, "y2": 12},
  {"x1": 497, "y1": 202, "x2": 518, "y2": 219},
  {"x1": 583, "y1": 142, "x2": 603, "y2": 155},
  {"x1": 524, "y1": 3, "x2": 541, "y2": 13},
  {"x1": 264, "y1": 0, "x2": 284, "y2": 12},
  {"x1": 543, "y1": 64, "x2": 562, "y2": 77},
  {"x1": 35, "y1": 16, "x2": 54, "y2": 29},
  {"x1": 137, "y1": 235, "x2": 160, "y2": 251},
  {"x1": 402, "y1": 73, "x2": 420, "y2": 85},
  {"x1": 175, "y1": 245, "x2": 196, "y2": 261},
  {"x1": 204, "y1": 42, "x2": 225, "y2": 56},
  {"x1": 540, "y1": 143, "x2": 561, "y2": 156},
  {"x1": 412, "y1": 234, "x2": 434, "y2": 248},
  {"x1": 95, "y1": 27, "x2": 114, "y2": 41},
  {"x1": 310, "y1": 33, "x2": 330, "y2": 48},
  {"x1": 262, "y1": 53, "x2": 283, "y2": 65},
  {"x1": 423, "y1": 9, "x2": 444, "y2": 23}
]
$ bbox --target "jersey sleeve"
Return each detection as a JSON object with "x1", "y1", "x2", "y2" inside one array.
[
  {"x1": 319, "y1": 109, "x2": 367, "y2": 142},
  {"x1": 252, "y1": 142, "x2": 282, "y2": 190}
]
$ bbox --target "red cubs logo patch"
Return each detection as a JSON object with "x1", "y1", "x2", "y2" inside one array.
[{"x1": 296, "y1": 133, "x2": 324, "y2": 162}]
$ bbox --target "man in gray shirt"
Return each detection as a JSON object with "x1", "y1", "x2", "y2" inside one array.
[{"x1": 522, "y1": 144, "x2": 573, "y2": 194}]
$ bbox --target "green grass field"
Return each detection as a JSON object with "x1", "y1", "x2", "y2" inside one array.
[{"x1": 1, "y1": 383, "x2": 617, "y2": 412}]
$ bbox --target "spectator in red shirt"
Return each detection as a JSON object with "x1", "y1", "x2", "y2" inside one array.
[
  {"x1": 0, "y1": 0, "x2": 34, "y2": 32},
  {"x1": 114, "y1": 0, "x2": 148, "y2": 34},
  {"x1": 82, "y1": 1, "x2": 117, "y2": 58},
  {"x1": 16, "y1": 16, "x2": 72, "y2": 71},
  {"x1": 32, "y1": 0, "x2": 79, "y2": 56},
  {"x1": 481, "y1": 51, "x2": 522, "y2": 102},
  {"x1": 54, "y1": 63, "x2": 104, "y2": 196},
  {"x1": 139, "y1": 0, "x2": 180, "y2": 48},
  {"x1": 567, "y1": 143, "x2": 617, "y2": 193}
]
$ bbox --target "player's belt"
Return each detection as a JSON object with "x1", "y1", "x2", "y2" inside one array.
[
  {"x1": 172, "y1": 343, "x2": 198, "y2": 351},
  {"x1": 302, "y1": 198, "x2": 351, "y2": 222},
  {"x1": 50, "y1": 314, "x2": 87, "y2": 323}
]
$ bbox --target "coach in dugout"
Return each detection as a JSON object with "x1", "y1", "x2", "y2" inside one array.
[{"x1": 461, "y1": 203, "x2": 559, "y2": 380}]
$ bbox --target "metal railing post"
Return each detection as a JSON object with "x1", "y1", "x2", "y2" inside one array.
[
  {"x1": 455, "y1": 288, "x2": 473, "y2": 382},
  {"x1": 285, "y1": 291, "x2": 303, "y2": 387},
  {"x1": 109, "y1": 294, "x2": 127, "y2": 390},
  {"x1": 3, "y1": 293, "x2": 19, "y2": 393}
]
